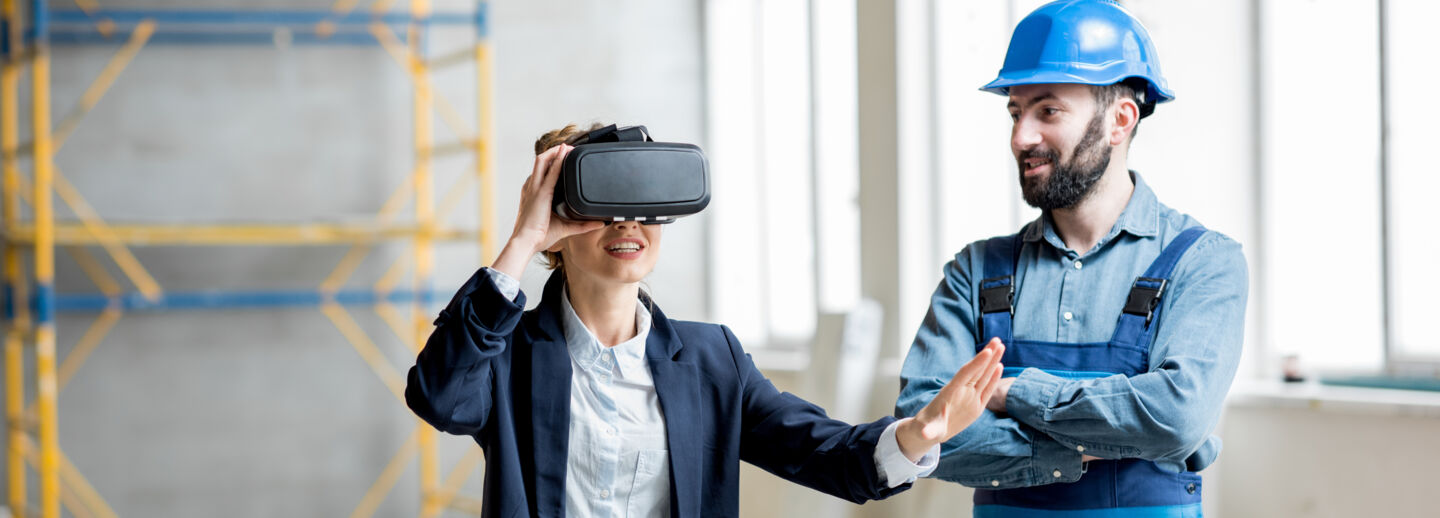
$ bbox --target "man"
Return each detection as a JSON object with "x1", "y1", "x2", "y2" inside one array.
[{"x1": 895, "y1": 1, "x2": 1248, "y2": 516}]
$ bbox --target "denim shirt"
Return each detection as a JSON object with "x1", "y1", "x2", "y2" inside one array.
[{"x1": 895, "y1": 172, "x2": 1248, "y2": 489}]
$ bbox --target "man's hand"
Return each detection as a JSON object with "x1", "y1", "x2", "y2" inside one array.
[
  {"x1": 982, "y1": 375, "x2": 1102, "y2": 463},
  {"x1": 986, "y1": 377, "x2": 1016, "y2": 415},
  {"x1": 896, "y1": 338, "x2": 1006, "y2": 462}
]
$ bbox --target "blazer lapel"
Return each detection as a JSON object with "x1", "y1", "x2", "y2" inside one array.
[
  {"x1": 527, "y1": 272, "x2": 573, "y2": 518},
  {"x1": 644, "y1": 301, "x2": 701, "y2": 518}
]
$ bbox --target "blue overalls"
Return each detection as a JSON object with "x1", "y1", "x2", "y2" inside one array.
[{"x1": 971, "y1": 227, "x2": 1209, "y2": 518}]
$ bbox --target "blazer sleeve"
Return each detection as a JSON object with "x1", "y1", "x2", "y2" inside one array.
[
  {"x1": 721, "y1": 325, "x2": 911, "y2": 504},
  {"x1": 406, "y1": 267, "x2": 525, "y2": 436}
]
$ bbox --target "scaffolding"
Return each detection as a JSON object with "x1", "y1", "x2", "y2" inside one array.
[{"x1": 1, "y1": 1, "x2": 496, "y2": 517}]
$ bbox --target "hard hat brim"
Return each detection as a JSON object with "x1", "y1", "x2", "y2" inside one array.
[{"x1": 980, "y1": 69, "x2": 1175, "y2": 104}]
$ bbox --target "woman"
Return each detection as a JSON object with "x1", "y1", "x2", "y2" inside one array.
[{"x1": 406, "y1": 124, "x2": 1006, "y2": 518}]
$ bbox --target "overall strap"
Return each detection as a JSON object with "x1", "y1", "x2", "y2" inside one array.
[
  {"x1": 977, "y1": 231, "x2": 1025, "y2": 347},
  {"x1": 1110, "y1": 227, "x2": 1209, "y2": 353}
]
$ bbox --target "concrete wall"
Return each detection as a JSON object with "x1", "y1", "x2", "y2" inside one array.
[{"x1": 2, "y1": 0, "x2": 705, "y2": 516}]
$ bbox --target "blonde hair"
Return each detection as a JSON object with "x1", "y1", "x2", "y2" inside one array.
[{"x1": 534, "y1": 123, "x2": 606, "y2": 271}]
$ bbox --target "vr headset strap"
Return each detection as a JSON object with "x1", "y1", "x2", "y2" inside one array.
[{"x1": 578, "y1": 124, "x2": 653, "y2": 144}]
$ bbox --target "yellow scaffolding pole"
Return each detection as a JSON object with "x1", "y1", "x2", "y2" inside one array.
[
  {"x1": 373, "y1": 254, "x2": 413, "y2": 346},
  {"x1": 68, "y1": 0, "x2": 113, "y2": 38},
  {"x1": 476, "y1": 38, "x2": 495, "y2": 263},
  {"x1": 19, "y1": 436, "x2": 119, "y2": 518},
  {"x1": 341, "y1": 2, "x2": 500, "y2": 513},
  {"x1": 56, "y1": 447, "x2": 119, "y2": 518},
  {"x1": 60, "y1": 487, "x2": 95, "y2": 518},
  {"x1": 426, "y1": 446, "x2": 483, "y2": 512},
  {"x1": 56, "y1": 247, "x2": 123, "y2": 391},
  {"x1": 2, "y1": 0, "x2": 27, "y2": 515},
  {"x1": 319, "y1": 176, "x2": 416, "y2": 293},
  {"x1": 348, "y1": 424, "x2": 420, "y2": 518},
  {"x1": 407, "y1": 2, "x2": 441, "y2": 515},
  {"x1": 370, "y1": 0, "x2": 397, "y2": 17},
  {"x1": 373, "y1": 302, "x2": 413, "y2": 347},
  {"x1": 13, "y1": 169, "x2": 167, "y2": 299},
  {"x1": 52, "y1": 169, "x2": 163, "y2": 300},
  {"x1": 424, "y1": 46, "x2": 474, "y2": 70},
  {"x1": 32, "y1": 16, "x2": 62, "y2": 518},
  {"x1": 449, "y1": 495, "x2": 484, "y2": 516},
  {"x1": 10, "y1": 19, "x2": 153, "y2": 159},
  {"x1": 367, "y1": 22, "x2": 474, "y2": 145},
  {"x1": 50, "y1": 20, "x2": 155, "y2": 153},
  {"x1": 320, "y1": 302, "x2": 407, "y2": 403},
  {"x1": 64, "y1": 246, "x2": 122, "y2": 297},
  {"x1": 315, "y1": 0, "x2": 360, "y2": 40},
  {"x1": 55, "y1": 307, "x2": 121, "y2": 390},
  {"x1": 435, "y1": 171, "x2": 475, "y2": 229},
  {"x1": 15, "y1": 248, "x2": 124, "y2": 423}
]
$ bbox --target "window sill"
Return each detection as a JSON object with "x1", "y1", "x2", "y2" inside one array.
[{"x1": 1226, "y1": 379, "x2": 1440, "y2": 418}]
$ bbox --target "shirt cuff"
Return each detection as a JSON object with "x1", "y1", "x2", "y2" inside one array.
[
  {"x1": 1029, "y1": 430, "x2": 1086, "y2": 484},
  {"x1": 481, "y1": 267, "x2": 522, "y2": 302},
  {"x1": 875, "y1": 418, "x2": 939, "y2": 488},
  {"x1": 1005, "y1": 367, "x2": 1068, "y2": 429}
]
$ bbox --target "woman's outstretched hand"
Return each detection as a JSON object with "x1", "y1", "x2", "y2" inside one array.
[
  {"x1": 896, "y1": 338, "x2": 1006, "y2": 462},
  {"x1": 490, "y1": 144, "x2": 606, "y2": 279}
]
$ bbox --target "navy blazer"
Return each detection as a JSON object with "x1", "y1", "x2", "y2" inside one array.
[{"x1": 406, "y1": 269, "x2": 909, "y2": 518}]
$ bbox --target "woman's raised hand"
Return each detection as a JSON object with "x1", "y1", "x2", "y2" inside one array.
[
  {"x1": 895, "y1": 338, "x2": 1006, "y2": 462},
  {"x1": 490, "y1": 144, "x2": 606, "y2": 279}
]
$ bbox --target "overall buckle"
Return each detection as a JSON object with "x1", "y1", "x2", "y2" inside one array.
[
  {"x1": 978, "y1": 276, "x2": 1015, "y2": 315},
  {"x1": 1123, "y1": 277, "x2": 1167, "y2": 324}
]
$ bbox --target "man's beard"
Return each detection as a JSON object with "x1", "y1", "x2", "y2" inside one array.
[{"x1": 1018, "y1": 111, "x2": 1112, "y2": 210}]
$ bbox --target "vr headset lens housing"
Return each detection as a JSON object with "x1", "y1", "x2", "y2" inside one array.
[{"x1": 555, "y1": 125, "x2": 710, "y2": 225}]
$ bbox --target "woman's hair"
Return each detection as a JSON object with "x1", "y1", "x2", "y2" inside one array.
[{"x1": 534, "y1": 123, "x2": 606, "y2": 271}]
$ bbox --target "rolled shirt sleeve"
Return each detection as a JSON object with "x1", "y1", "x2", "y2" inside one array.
[
  {"x1": 482, "y1": 267, "x2": 522, "y2": 302},
  {"x1": 897, "y1": 253, "x2": 1086, "y2": 488}
]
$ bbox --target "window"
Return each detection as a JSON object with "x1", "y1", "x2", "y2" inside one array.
[
  {"x1": 1261, "y1": 0, "x2": 1440, "y2": 374},
  {"x1": 1259, "y1": 0, "x2": 1384, "y2": 373},
  {"x1": 1382, "y1": 0, "x2": 1440, "y2": 368},
  {"x1": 705, "y1": 0, "x2": 859, "y2": 351}
]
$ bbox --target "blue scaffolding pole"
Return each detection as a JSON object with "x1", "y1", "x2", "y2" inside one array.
[{"x1": 24, "y1": 6, "x2": 487, "y2": 46}]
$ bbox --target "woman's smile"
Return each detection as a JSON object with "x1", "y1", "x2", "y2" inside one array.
[{"x1": 603, "y1": 237, "x2": 647, "y2": 260}]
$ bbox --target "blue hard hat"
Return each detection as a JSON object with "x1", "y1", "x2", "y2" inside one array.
[{"x1": 981, "y1": 0, "x2": 1175, "y2": 112}]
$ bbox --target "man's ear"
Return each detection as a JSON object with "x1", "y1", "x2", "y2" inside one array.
[{"x1": 1110, "y1": 98, "x2": 1139, "y2": 145}]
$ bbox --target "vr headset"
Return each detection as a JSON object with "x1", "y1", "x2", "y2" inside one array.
[{"x1": 554, "y1": 124, "x2": 710, "y2": 225}]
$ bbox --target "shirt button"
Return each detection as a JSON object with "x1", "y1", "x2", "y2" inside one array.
[
  {"x1": 1063, "y1": 311, "x2": 1074, "y2": 321},
  {"x1": 1076, "y1": 445, "x2": 1085, "y2": 452},
  {"x1": 600, "y1": 489, "x2": 610, "y2": 499},
  {"x1": 1073, "y1": 261, "x2": 1083, "y2": 270},
  {"x1": 1186, "y1": 483, "x2": 1197, "y2": 494},
  {"x1": 605, "y1": 428, "x2": 616, "y2": 437},
  {"x1": 991, "y1": 480, "x2": 1000, "y2": 487},
  {"x1": 1052, "y1": 470, "x2": 1063, "y2": 478}
]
